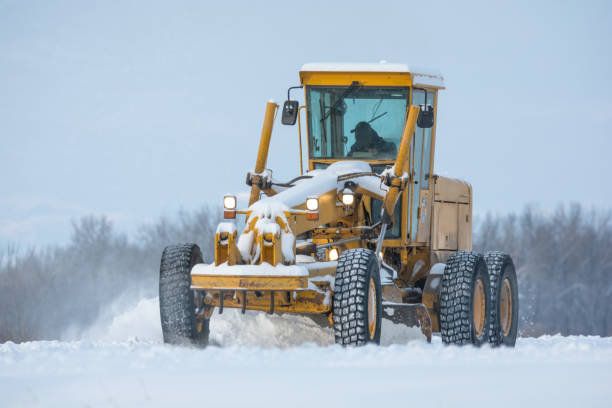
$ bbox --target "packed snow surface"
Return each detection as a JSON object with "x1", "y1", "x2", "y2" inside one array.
[{"x1": 1, "y1": 297, "x2": 611, "y2": 407}]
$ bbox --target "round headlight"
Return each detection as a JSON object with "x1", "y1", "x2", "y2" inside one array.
[
  {"x1": 328, "y1": 248, "x2": 339, "y2": 261},
  {"x1": 306, "y1": 197, "x2": 319, "y2": 211},
  {"x1": 223, "y1": 195, "x2": 237, "y2": 210},
  {"x1": 341, "y1": 189, "x2": 354, "y2": 206}
]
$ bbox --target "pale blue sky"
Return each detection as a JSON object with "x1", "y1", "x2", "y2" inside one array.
[{"x1": 1, "y1": 0, "x2": 611, "y2": 246}]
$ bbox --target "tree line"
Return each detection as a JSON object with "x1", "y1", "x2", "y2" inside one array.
[
  {"x1": 1, "y1": 203, "x2": 610, "y2": 342},
  {"x1": 0, "y1": 208, "x2": 219, "y2": 342},
  {"x1": 473, "y1": 203, "x2": 612, "y2": 337}
]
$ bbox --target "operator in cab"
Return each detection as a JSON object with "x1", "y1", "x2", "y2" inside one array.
[{"x1": 347, "y1": 122, "x2": 397, "y2": 158}]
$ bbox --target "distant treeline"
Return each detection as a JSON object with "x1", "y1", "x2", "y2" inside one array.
[
  {"x1": 1, "y1": 203, "x2": 610, "y2": 342},
  {"x1": 0, "y1": 208, "x2": 219, "y2": 342},
  {"x1": 473, "y1": 204, "x2": 612, "y2": 337}
]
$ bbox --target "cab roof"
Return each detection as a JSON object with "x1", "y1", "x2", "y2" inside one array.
[{"x1": 299, "y1": 62, "x2": 445, "y2": 89}]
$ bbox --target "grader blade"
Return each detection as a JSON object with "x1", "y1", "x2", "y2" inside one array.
[{"x1": 382, "y1": 302, "x2": 432, "y2": 342}]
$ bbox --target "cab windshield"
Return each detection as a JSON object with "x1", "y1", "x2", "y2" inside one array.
[{"x1": 306, "y1": 86, "x2": 410, "y2": 160}]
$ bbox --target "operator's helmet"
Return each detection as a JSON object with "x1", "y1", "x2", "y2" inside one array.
[{"x1": 354, "y1": 122, "x2": 377, "y2": 146}]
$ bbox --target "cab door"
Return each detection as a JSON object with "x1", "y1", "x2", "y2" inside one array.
[{"x1": 409, "y1": 89, "x2": 435, "y2": 243}]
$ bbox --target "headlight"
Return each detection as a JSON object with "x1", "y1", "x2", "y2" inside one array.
[
  {"x1": 223, "y1": 195, "x2": 237, "y2": 210},
  {"x1": 341, "y1": 189, "x2": 354, "y2": 206},
  {"x1": 306, "y1": 197, "x2": 319, "y2": 211},
  {"x1": 328, "y1": 248, "x2": 339, "y2": 261}
]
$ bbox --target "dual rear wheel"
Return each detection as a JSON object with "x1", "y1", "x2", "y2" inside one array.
[
  {"x1": 485, "y1": 251, "x2": 519, "y2": 346},
  {"x1": 440, "y1": 251, "x2": 518, "y2": 346}
]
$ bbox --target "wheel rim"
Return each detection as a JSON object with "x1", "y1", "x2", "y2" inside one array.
[
  {"x1": 473, "y1": 278, "x2": 486, "y2": 338},
  {"x1": 368, "y1": 278, "x2": 377, "y2": 340},
  {"x1": 500, "y1": 278, "x2": 513, "y2": 337}
]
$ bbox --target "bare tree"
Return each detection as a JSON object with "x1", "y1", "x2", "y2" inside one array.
[{"x1": 0, "y1": 206, "x2": 220, "y2": 342}]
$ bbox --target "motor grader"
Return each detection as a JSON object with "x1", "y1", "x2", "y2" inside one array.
[{"x1": 159, "y1": 62, "x2": 518, "y2": 347}]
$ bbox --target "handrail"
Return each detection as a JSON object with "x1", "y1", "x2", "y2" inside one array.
[{"x1": 297, "y1": 105, "x2": 307, "y2": 175}]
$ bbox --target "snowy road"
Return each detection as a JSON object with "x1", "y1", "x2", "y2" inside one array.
[{"x1": 1, "y1": 298, "x2": 611, "y2": 407}]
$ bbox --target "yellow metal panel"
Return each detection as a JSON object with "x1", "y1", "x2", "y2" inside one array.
[
  {"x1": 205, "y1": 289, "x2": 331, "y2": 314},
  {"x1": 309, "y1": 159, "x2": 394, "y2": 171},
  {"x1": 214, "y1": 230, "x2": 241, "y2": 266},
  {"x1": 290, "y1": 188, "x2": 348, "y2": 235},
  {"x1": 191, "y1": 275, "x2": 308, "y2": 291},
  {"x1": 433, "y1": 202, "x2": 458, "y2": 251},
  {"x1": 458, "y1": 203, "x2": 472, "y2": 250},
  {"x1": 300, "y1": 72, "x2": 412, "y2": 87},
  {"x1": 433, "y1": 176, "x2": 471, "y2": 204}
]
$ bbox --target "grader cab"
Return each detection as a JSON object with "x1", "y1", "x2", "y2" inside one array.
[{"x1": 159, "y1": 62, "x2": 518, "y2": 347}]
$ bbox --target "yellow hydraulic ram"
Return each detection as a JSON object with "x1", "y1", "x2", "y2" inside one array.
[
  {"x1": 376, "y1": 104, "x2": 420, "y2": 253},
  {"x1": 248, "y1": 101, "x2": 279, "y2": 206}
]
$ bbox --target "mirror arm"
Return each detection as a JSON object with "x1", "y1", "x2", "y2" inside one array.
[
  {"x1": 413, "y1": 87, "x2": 428, "y2": 104},
  {"x1": 287, "y1": 85, "x2": 303, "y2": 101}
]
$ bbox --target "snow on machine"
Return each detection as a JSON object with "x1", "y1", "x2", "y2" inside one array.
[{"x1": 159, "y1": 62, "x2": 518, "y2": 346}]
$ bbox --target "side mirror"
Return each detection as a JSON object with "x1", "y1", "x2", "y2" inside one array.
[
  {"x1": 281, "y1": 100, "x2": 299, "y2": 125},
  {"x1": 417, "y1": 105, "x2": 434, "y2": 129}
]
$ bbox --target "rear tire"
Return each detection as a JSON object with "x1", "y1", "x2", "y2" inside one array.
[
  {"x1": 485, "y1": 251, "x2": 519, "y2": 346},
  {"x1": 333, "y1": 248, "x2": 382, "y2": 346},
  {"x1": 440, "y1": 251, "x2": 491, "y2": 346},
  {"x1": 159, "y1": 243, "x2": 210, "y2": 346}
]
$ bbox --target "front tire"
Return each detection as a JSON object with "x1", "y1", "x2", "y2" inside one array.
[
  {"x1": 485, "y1": 251, "x2": 519, "y2": 346},
  {"x1": 159, "y1": 243, "x2": 210, "y2": 346},
  {"x1": 333, "y1": 249, "x2": 382, "y2": 346},
  {"x1": 440, "y1": 251, "x2": 491, "y2": 346}
]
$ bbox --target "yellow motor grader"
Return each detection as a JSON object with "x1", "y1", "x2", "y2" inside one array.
[{"x1": 159, "y1": 63, "x2": 518, "y2": 347}]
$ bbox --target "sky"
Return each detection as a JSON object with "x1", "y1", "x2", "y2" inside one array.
[{"x1": 1, "y1": 0, "x2": 611, "y2": 247}]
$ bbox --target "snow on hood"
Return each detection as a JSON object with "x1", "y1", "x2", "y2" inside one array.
[
  {"x1": 252, "y1": 160, "x2": 387, "y2": 210},
  {"x1": 235, "y1": 161, "x2": 387, "y2": 264}
]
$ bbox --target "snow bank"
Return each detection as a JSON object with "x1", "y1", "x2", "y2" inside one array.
[
  {"x1": 81, "y1": 297, "x2": 163, "y2": 342},
  {"x1": 209, "y1": 309, "x2": 333, "y2": 347},
  {"x1": 78, "y1": 296, "x2": 333, "y2": 347},
  {"x1": 75, "y1": 296, "x2": 425, "y2": 347}
]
